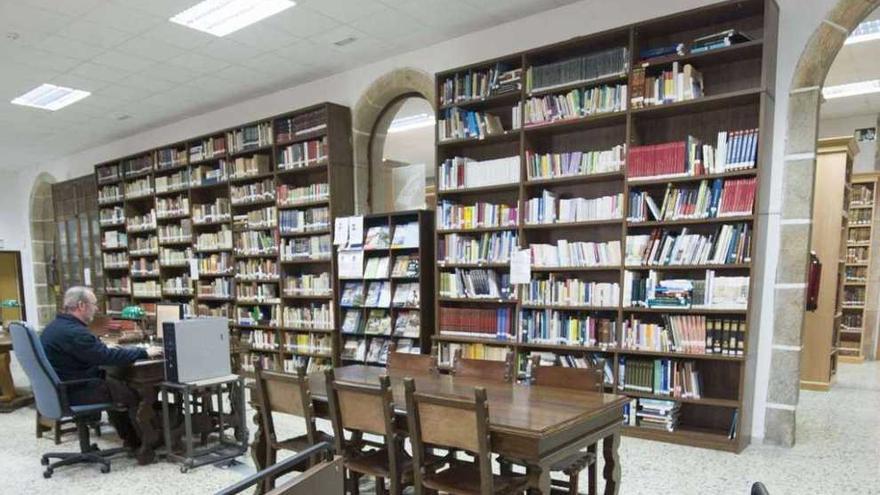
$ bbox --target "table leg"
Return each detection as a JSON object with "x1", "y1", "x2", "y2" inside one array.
[
  {"x1": 525, "y1": 463, "x2": 553, "y2": 495},
  {"x1": 602, "y1": 432, "x2": 621, "y2": 495},
  {"x1": 250, "y1": 400, "x2": 267, "y2": 495},
  {"x1": 133, "y1": 384, "x2": 159, "y2": 465},
  {"x1": 0, "y1": 350, "x2": 17, "y2": 401}
]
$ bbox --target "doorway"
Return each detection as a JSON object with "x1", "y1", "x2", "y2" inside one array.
[{"x1": 0, "y1": 251, "x2": 26, "y2": 325}]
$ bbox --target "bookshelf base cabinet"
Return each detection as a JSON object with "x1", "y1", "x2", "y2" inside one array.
[
  {"x1": 432, "y1": 0, "x2": 777, "y2": 453},
  {"x1": 96, "y1": 103, "x2": 354, "y2": 377}
]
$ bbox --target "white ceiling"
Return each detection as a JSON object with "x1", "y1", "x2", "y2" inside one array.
[
  {"x1": 0, "y1": 0, "x2": 577, "y2": 168},
  {"x1": 821, "y1": 8, "x2": 880, "y2": 120}
]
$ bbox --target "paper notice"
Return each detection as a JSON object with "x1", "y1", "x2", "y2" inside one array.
[
  {"x1": 510, "y1": 248, "x2": 531, "y2": 285},
  {"x1": 338, "y1": 249, "x2": 364, "y2": 279},
  {"x1": 333, "y1": 217, "x2": 349, "y2": 246}
]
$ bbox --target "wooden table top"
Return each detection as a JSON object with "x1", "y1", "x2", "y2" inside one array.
[{"x1": 309, "y1": 365, "x2": 627, "y2": 437}]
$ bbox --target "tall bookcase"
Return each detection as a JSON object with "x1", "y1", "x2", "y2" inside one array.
[
  {"x1": 432, "y1": 0, "x2": 776, "y2": 452},
  {"x1": 95, "y1": 103, "x2": 354, "y2": 377},
  {"x1": 337, "y1": 210, "x2": 435, "y2": 367},
  {"x1": 841, "y1": 173, "x2": 880, "y2": 362}
]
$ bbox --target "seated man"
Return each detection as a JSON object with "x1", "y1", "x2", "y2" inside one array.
[{"x1": 41, "y1": 286, "x2": 162, "y2": 448}]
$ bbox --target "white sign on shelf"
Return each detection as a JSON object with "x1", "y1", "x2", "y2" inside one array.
[
  {"x1": 333, "y1": 217, "x2": 350, "y2": 246},
  {"x1": 347, "y1": 215, "x2": 364, "y2": 248},
  {"x1": 510, "y1": 248, "x2": 531, "y2": 285},
  {"x1": 189, "y1": 259, "x2": 199, "y2": 280},
  {"x1": 338, "y1": 249, "x2": 364, "y2": 279}
]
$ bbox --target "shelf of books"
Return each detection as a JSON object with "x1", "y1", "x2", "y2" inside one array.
[
  {"x1": 840, "y1": 174, "x2": 879, "y2": 363},
  {"x1": 432, "y1": 0, "x2": 776, "y2": 452},
  {"x1": 95, "y1": 103, "x2": 354, "y2": 377},
  {"x1": 337, "y1": 211, "x2": 435, "y2": 367}
]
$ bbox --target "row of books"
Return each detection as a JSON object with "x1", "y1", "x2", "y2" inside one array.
[
  {"x1": 437, "y1": 342, "x2": 509, "y2": 366},
  {"x1": 439, "y1": 63, "x2": 522, "y2": 105},
  {"x1": 525, "y1": 47, "x2": 628, "y2": 94},
  {"x1": 128, "y1": 236, "x2": 156, "y2": 254},
  {"x1": 155, "y1": 171, "x2": 189, "y2": 193},
  {"x1": 624, "y1": 270, "x2": 750, "y2": 309},
  {"x1": 125, "y1": 178, "x2": 153, "y2": 197},
  {"x1": 283, "y1": 272, "x2": 331, "y2": 296},
  {"x1": 234, "y1": 207, "x2": 277, "y2": 230},
  {"x1": 524, "y1": 190, "x2": 623, "y2": 224},
  {"x1": 198, "y1": 253, "x2": 232, "y2": 275},
  {"x1": 133, "y1": 280, "x2": 162, "y2": 297},
  {"x1": 100, "y1": 206, "x2": 125, "y2": 225},
  {"x1": 630, "y1": 63, "x2": 703, "y2": 108},
  {"x1": 276, "y1": 108, "x2": 326, "y2": 143},
  {"x1": 627, "y1": 177, "x2": 756, "y2": 221},
  {"x1": 127, "y1": 211, "x2": 156, "y2": 231},
  {"x1": 122, "y1": 155, "x2": 153, "y2": 176},
  {"x1": 520, "y1": 312, "x2": 616, "y2": 347},
  {"x1": 280, "y1": 356, "x2": 333, "y2": 374},
  {"x1": 237, "y1": 304, "x2": 280, "y2": 327},
  {"x1": 340, "y1": 281, "x2": 420, "y2": 308},
  {"x1": 438, "y1": 231, "x2": 517, "y2": 264},
  {"x1": 519, "y1": 84, "x2": 627, "y2": 126},
  {"x1": 159, "y1": 247, "x2": 192, "y2": 266},
  {"x1": 231, "y1": 179, "x2": 275, "y2": 205},
  {"x1": 130, "y1": 257, "x2": 158, "y2": 276},
  {"x1": 341, "y1": 309, "x2": 420, "y2": 338},
  {"x1": 189, "y1": 135, "x2": 227, "y2": 162},
  {"x1": 438, "y1": 109, "x2": 506, "y2": 141},
  {"x1": 438, "y1": 200, "x2": 518, "y2": 230},
  {"x1": 341, "y1": 337, "x2": 391, "y2": 364},
  {"x1": 236, "y1": 282, "x2": 280, "y2": 303},
  {"x1": 193, "y1": 198, "x2": 231, "y2": 223},
  {"x1": 98, "y1": 184, "x2": 123, "y2": 203},
  {"x1": 277, "y1": 183, "x2": 328, "y2": 207},
  {"x1": 234, "y1": 231, "x2": 277, "y2": 255},
  {"x1": 229, "y1": 155, "x2": 271, "y2": 179},
  {"x1": 618, "y1": 358, "x2": 702, "y2": 400},
  {"x1": 157, "y1": 147, "x2": 186, "y2": 170},
  {"x1": 529, "y1": 240, "x2": 622, "y2": 268},
  {"x1": 439, "y1": 269, "x2": 513, "y2": 300},
  {"x1": 284, "y1": 333, "x2": 332, "y2": 355},
  {"x1": 246, "y1": 329, "x2": 277, "y2": 350},
  {"x1": 103, "y1": 252, "x2": 128, "y2": 268},
  {"x1": 620, "y1": 315, "x2": 746, "y2": 356},
  {"x1": 439, "y1": 307, "x2": 514, "y2": 340},
  {"x1": 280, "y1": 234, "x2": 331, "y2": 261},
  {"x1": 438, "y1": 156, "x2": 520, "y2": 191},
  {"x1": 525, "y1": 146, "x2": 625, "y2": 180},
  {"x1": 282, "y1": 303, "x2": 333, "y2": 329},
  {"x1": 235, "y1": 258, "x2": 278, "y2": 280},
  {"x1": 228, "y1": 122, "x2": 272, "y2": 154},
  {"x1": 279, "y1": 207, "x2": 330, "y2": 233},
  {"x1": 628, "y1": 130, "x2": 759, "y2": 179},
  {"x1": 278, "y1": 138, "x2": 326, "y2": 170},
  {"x1": 522, "y1": 276, "x2": 619, "y2": 307},
  {"x1": 158, "y1": 222, "x2": 192, "y2": 243},
  {"x1": 360, "y1": 222, "x2": 419, "y2": 249},
  {"x1": 163, "y1": 276, "x2": 193, "y2": 294},
  {"x1": 197, "y1": 278, "x2": 232, "y2": 298},
  {"x1": 156, "y1": 196, "x2": 190, "y2": 218},
  {"x1": 522, "y1": 351, "x2": 613, "y2": 384},
  {"x1": 192, "y1": 161, "x2": 230, "y2": 185},
  {"x1": 625, "y1": 224, "x2": 752, "y2": 266},
  {"x1": 196, "y1": 228, "x2": 233, "y2": 251}
]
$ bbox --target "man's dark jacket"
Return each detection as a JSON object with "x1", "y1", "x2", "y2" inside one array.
[{"x1": 40, "y1": 313, "x2": 147, "y2": 382}]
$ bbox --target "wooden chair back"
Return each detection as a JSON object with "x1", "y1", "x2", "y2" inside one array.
[
  {"x1": 386, "y1": 342, "x2": 437, "y2": 375},
  {"x1": 404, "y1": 378, "x2": 494, "y2": 494},
  {"x1": 452, "y1": 349, "x2": 514, "y2": 382},
  {"x1": 530, "y1": 356, "x2": 605, "y2": 392},
  {"x1": 324, "y1": 369, "x2": 397, "y2": 454},
  {"x1": 254, "y1": 362, "x2": 318, "y2": 446}
]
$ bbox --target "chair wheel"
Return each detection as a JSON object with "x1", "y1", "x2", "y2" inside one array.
[
  {"x1": 91, "y1": 443, "x2": 100, "y2": 451},
  {"x1": 41, "y1": 457, "x2": 49, "y2": 466},
  {"x1": 100, "y1": 465, "x2": 110, "y2": 474},
  {"x1": 180, "y1": 466, "x2": 188, "y2": 474},
  {"x1": 43, "y1": 468, "x2": 53, "y2": 479}
]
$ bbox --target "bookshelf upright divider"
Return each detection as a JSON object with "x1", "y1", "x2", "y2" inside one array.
[
  {"x1": 95, "y1": 103, "x2": 354, "y2": 378},
  {"x1": 432, "y1": 0, "x2": 776, "y2": 452}
]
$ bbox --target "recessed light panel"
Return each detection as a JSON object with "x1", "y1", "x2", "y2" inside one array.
[
  {"x1": 845, "y1": 19, "x2": 880, "y2": 45},
  {"x1": 823, "y1": 80, "x2": 880, "y2": 99},
  {"x1": 11, "y1": 83, "x2": 91, "y2": 111},
  {"x1": 388, "y1": 113, "x2": 436, "y2": 134},
  {"x1": 170, "y1": 0, "x2": 296, "y2": 37}
]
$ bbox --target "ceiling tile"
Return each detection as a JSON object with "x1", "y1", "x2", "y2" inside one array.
[
  {"x1": 3, "y1": 45, "x2": 83, "y2": 73},
  {"x1": 146, "y1": 63, "x2": 201, "y2": 84},
  {"x1": 274, "y1": 39, "x2": 346, "y2": 67},
  {"x1": 49, "y1": 73, "x2": 112, "y2": 94},
  {"x1": 111, "y1": 0, "x2": 196, "y2": 18},
  {"x1": 213, "y1": 64, "x2": 271, "y2": 84},
  {"x1": 167, "y1": 52, "x2": 230, "y2": 74},
  {"x1": 307, "y1": 0, "x2": 387, "y2": 24},
  {"x1": 35, "y1": 35, "x2": 107, "y2": 60},
  {"x1": 58, "y1": 20, "x2": 134, "y2": 49},
  {"x1": 81, "y1": 2, "x2": 165, "y2": 35},
  {"x1": 116, "y1": 36, "x2": 186, "y2": 62},
  {"x1": 92, "y1": 84, "x2": 149, "y2": 103},
  {"x1": 348, "y1": 7, "x2": 425, "y2": 43},
  {"x1": 116, "y1": 71, "x2": 178, "y2": 93},
  {"x1": 92, "y1": 50, "x2": 156, "y2": 72},
  {"x1": 226, "y1": 24, "x2": 302, "y2": 49},
  {"x1": 194, "y1": 38, "x2": 266, "y2": 65},
  {"x1": 0, "y1": 3, "x2": 74, "y2": 35},
  {"x1": 263, "y1": 6, "x2": 341, "y2": 38},
  {"x1": 70, "y1": 62, "x2": 133, "y2": 83},
  {"x1": 140, "y1": 22, "x2": 214, "y2": 50},
  {"x1": 21, "y1": 0, "x2": 104, "y2": 17}
]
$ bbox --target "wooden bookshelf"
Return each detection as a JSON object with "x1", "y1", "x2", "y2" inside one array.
[
  {"x1": 839, "y1": 172, "x2": 880, "y2": 363},
  {"x1": 800, "y1": 137, "x2": 855, "y2": 391},
  {"x1": 336, "y1": 210, "x2": 435, "y2": 367},
  {"x1": 432, "y1": 0, "x2": 777, "y2": 452},
  {"x1": 95, "y1": 103, "x2": 354, "y2": 377}
]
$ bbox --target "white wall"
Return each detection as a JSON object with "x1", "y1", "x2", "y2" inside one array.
[
  {"x1": 0, "y1": 0, "x2": 845, "y2": 442},
  {"x1": 820, "y1": 113, "x2": 877, "y2": 173}
]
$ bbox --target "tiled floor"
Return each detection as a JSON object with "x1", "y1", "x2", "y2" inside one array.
[{"x1": 1, "y1": 362, "x2": 878, "y2": 494}]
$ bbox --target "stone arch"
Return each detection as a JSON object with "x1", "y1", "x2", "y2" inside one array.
[
  {"x1": 28, "y1": 172, "x2": 57, "y2": 329},
  {"x1": 768, "y1": 0, "x2": 880, "y2": 446},
  {"x1": 351, "y1": 67, "x2": 435, "y2": 213}
]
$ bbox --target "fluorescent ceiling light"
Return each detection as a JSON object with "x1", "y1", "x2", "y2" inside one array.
[
  {"x1": 845, "y1": 19, "x2": 880, "y2": 45},
  {"x1": 823, "y1": 80, "x2": 880, "y2": 99},
  {"x1": 11, "y1": 83, "x2": 90, "y2": 111},
  {"x1": 170, "y1": 0, "x2": 295, "y2": 37},
  {"x1": 388, "y1": 113, "x2": 435, "y2": 134}
]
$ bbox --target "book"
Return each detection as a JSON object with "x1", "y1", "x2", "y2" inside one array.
[
  {"x1": 365, "y1": 310, "x2": 391, "y2": 335},
  {"x1": 365, "y1": 225, "x2": 391, "y2": 249},
  {"x1": 391, "y1": 256, "x2": 419, "y2": 278},
  {"x1": 525, "y1": 47, "x2": 628, "y2": 93},
  {"x1": 391, "y1": 221, "x2": 419, "y2": 248},
  {"x1": 364, "y1": 256, "x2": 390, "y2": 279},
  {"x1": 394, "y1": 311, "x2": 421, "y2": 337},
  {"x1": 438, "y1": 156, "x2": 520, "y2": 190},
  {"x1": 340, "y1": 282, "x2": 364, "y2": 307},
  {"x1": 439, "y1": 307, "x2": 513, "y2": 339},
  {"x1": 341, "y1": 309, "x2": 364, "y2": 334},
  {"x1": 392, "y1": 282, "x2": 420, "y2": 307}
]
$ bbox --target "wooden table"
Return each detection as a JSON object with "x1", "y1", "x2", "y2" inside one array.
[
  {"x1": 0, "y1": 333, "x2": 34, "y2": 412},
  {"x1": 105, "y1": 358, "x2": 165, "y2": 464},
  {"x1": 252, "y1": 365, "x2": 627, "y2": 494}
]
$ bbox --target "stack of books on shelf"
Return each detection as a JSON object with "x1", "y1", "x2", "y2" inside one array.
[
  {"x1": 197, "y1": 278, "x2": 232, "y2": 298},
  {"x1": 520, "y1": 311, "x2": 617, "y2": 347},
  {"x1": 625, "y1": 225, "x2": 752, "y2": 266},
  {"x1": 196, "y1": 228, "x2": 233, "y2": 251},
  {"x1": 133, "y1": 280, "x2": 161, "y2": 298},
  {"x1": 278, "y1": 138, "x2": 327, "y2": 170},
  {"x1": 156, "y1": 196, "x2": 189, "y2": 218},
  {"x1": 529, "y1": 240, "x2": 621, "y2": 268},
  {"x1": 627, "y1": 130, "x2": 759, "y2": 180},
  {"x1": 439, "y1": 307, "x2": 513, "y2": 340},
  {"x1": 630, "y1": 62, "x2": 703, "y2": 108},
  {"x1": 438, "y1": 231, "x2": 518, "y2": 264},
  {"x1": 439, "y1": 269, "x2": 513, "y2": 300},
  {"x1": 163, "y1": 275, "x2": 193, "y2": 295},
  {"x1": 525, "y1": 145, "x2": 625, "y2": 181},
  {"x1": 228, "y1": 122, "x2": 272, "y2": 153},
  {"x1": 236, "y1": 283, "x2": 280, "y2": 303},
  {"x1": 100, "y1": 206, "x2": 126, "y2": 225},
  {"x1": 230, "y1": 155, "x2": 271, "y2": 179},
  {"x1": 438, "y1": 109, "x2": 507, "y2": 141},
  {"x1": 280, "y1": 234, "x2": 331, "y2": 261},
  {"x1": 632, "y1": 398, "x2": 680, "y2": 432},
  {"x1": 519, "y1": 84, "x2": 627, "y2": 126},
  {"x1": 191, "y1": 160, "x2": 230, "y2": 186},
  {"x1": 438, "y1": 156, "x2": 520, "y2": 191},
  {"x1": 128, "y1": 236, "x2": 156, "y2": 255},
  {"x1": 193, "y1": 198, "x2": 231, "y2": 224},
  {"x1": 246, "y1": 329, "x2": 278, "y2": 351},
  {"x1": 283, "y1": 272, "x2": 331, "y2": 296},
  {"x1": 155, "y1": 171, "x2": 190, "y2": 193},
  {"x1": 98, "y1": 184, "x2": 123, "y2": 204},
  {"x1": 276, "y1": 108, "x2": 326, "y2": 142},
  {"x1": 277, "y1": 183, "x2": 329, "y2": 207},
  {"x1": 439, "y1": 62, "x2": 522, "y2": 105},
  {"x1": 627, "y1": 178, "x2": 757, "y2": 221},
  {"x1": 122, "y1": 156, "x2": 153, "y2": 176},
  {"x1": 522, "y1": 276, "x2": 619, "y2": 308},
  {"x1": 437, "y1": 342, "x2": 508, "y2": 366},
  {"x1": 160, "y1": 247, "x2": 192, "y2": 266},
  {"x1": 621, "y1": 315, "x2": 745, "y2": 355},
  {"x1": 130, "y1": 258, "x2": 159, "y2": 277},
  {"x1": 125, "y1": 177, "x2": 153, "y2": 198},
  {"x1": 524, "y1": 190, "x2": 623, "y2": 224},
  {"x1": 103, "y1": 252, "x2": 128, "y2": 268},
  {"x1": 283, "y1": 303, "x2": 333, "y2": 329},
  {"x1": 624, "y1": 270, "x2": 749, "y2": 310},
  {"x1": 158, "y1": 221, "x2": 192, "y2": 244},
  {"x1": 189, "y1": 136, "x2": 227, "y2": 162},
  {"x1": 234, "y1": 231, "x2": 278, "y2": 256},
  {"x1": 157, "y1": 147, "x2": 186, "y2": 169},
  {"x1": 279, "y1": 206, "x2": 330, "y2": 233},
  {"x1": 438, "y1": 200, "x2": 518, "y2": 230},
  {"x1": 231, "y1": 178, "x2": 275, "y2": 205},
  {"x1": 236, "y1": 258, "x2": 279, "y2": 281},
  {"x1": 525, "y1": 47, "x2": 628, "y2": 94}
]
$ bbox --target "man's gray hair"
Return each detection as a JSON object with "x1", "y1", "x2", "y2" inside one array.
[{"x1": 62, "y1": 286, "x2": 96, "y2": 312}]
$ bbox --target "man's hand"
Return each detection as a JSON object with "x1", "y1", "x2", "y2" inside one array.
[{"x1": 146, "y1": 346, "x2": 164, "y2": 358}]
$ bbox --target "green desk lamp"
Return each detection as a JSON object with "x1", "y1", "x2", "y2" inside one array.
[{"x1": 120, "y1": 305, "x2": 145, "y2": 321}]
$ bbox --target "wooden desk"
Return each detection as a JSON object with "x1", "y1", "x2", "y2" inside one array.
[
  {"x1": 0, "y1": 334, "x2": 33, "y2": 412},
  {"x1": 105, "y1": 358, "x2": 165, "y2": 464},
  {"x1": 252, "y1": 365, "x2": 627, "y2": 494}
]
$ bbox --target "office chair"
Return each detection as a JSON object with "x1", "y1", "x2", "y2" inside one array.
[{"x1": 9, "y1": 322, "x2": 127, "y2": 478}]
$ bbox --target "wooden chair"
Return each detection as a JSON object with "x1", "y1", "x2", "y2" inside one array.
[
  {"x1": 325, "y1": 369, "x2": 411, "y2": 495},
  {"x1": 254, "y1": 362, "x2": 332, "y2": 492},
  {"x1": 501, "y1": 357, "x2": 605, "y2": 495},
  {"x1": 386, "y1": 342, "x2": 437, "y2": 375},
  {"x1": 451, "y1": 349, "x2": 514, "y2": 382},
  {"x1": 404, "y1": 378, "x2": 528, "y2": 495}
]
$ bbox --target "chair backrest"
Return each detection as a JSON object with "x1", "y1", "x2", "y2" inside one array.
[
  {"x1": 9, "y1": 322, "x2": 64, "y2": 420},
  {"x1": 386, "y1": 342, "x2": 437, "y2": 375},
  {"x1": 404, "y1": 379, "x2": 494, "y2": 493},
  {"x1": 531, "y1": 357, "x2": 604, "y2": 392},
  {"x1": 254, "y1": 362, "x2": 318, "y2": 446},
  {"x1": 452, "y1": 349, "x2": 514, "y2": 383},
  {"x1": 324, "y1": 369, "x2": 397, "y2": 457}
]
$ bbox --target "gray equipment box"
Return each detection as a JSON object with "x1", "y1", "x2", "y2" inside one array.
[{"x1": 162, "y1": 318, "x2": 231, "y2": 383}]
